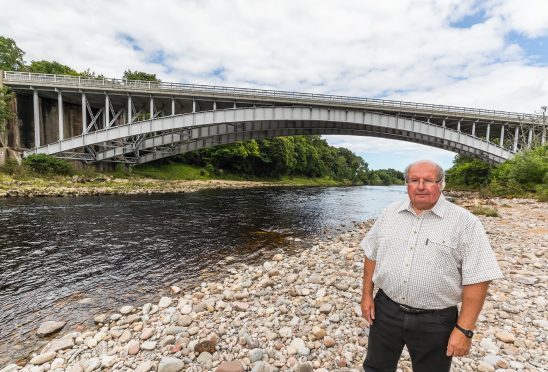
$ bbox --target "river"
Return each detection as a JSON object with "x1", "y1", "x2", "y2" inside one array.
[{"x1": 0, "y1": 185, "x2": 406, "y2": 363}]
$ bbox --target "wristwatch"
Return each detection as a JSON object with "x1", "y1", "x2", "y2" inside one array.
[{"x1": 455, "y1": 324, "x2": 474, "y2": 338}]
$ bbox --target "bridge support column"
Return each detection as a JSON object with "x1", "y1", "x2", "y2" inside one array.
[
  {"x1": 171, "y1": 97, "x2": 175, "y2": 116},
  {"x1": 528, "y1": 128, "x2": 533, "y2": 146},
  {"x1": 513, "y1": 127, "x2": 519, "y2": 152},
  {"x1": 128, "y1": 95, "x2": 133, "y2": 124},
  {"x1": 33, "y1": 89, "x2": 40, "y2": 148},
  {"x1": 82, "y1": 93, "x2": 87, "y2": 135},
  {"x1": 150, "y1": 96, "x2": 154, "y2": 119},
  {"x1": 500, "y1": 125, "x2": 505, "y2": 147},
  {"x1": 192, "y1": 99, "x2": 196, "y2": 113},
  {"x1": 105, "y1": 94, "x2": 110, "y2": 128},
  {"x1": 542, "y1": 125, "x2": 546, "y2": 145},
  {"x1": 472, "y1": 120, "x2": 477, "y2": 137},
  {"x1": 58, "y1": 91, "x2": 64, "y2": 141},
  {"x1": 457, "y1": 119, "x2": 461, "y2": 132},
  {"x1": 486, "y1": 123, "x2": 491, "y2": 142},
  {"x1": 213, "y1": 100, "x2": 217, "y2": 111}
]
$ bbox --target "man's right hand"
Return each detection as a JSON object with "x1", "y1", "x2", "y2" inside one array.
[{"x1": 361, "y1": 294, "x2": 375, "y2": 325}]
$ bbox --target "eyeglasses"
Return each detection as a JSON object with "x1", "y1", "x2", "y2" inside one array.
[{"x1": 407, "y1": 178, "x2": 443, "y2": 187}]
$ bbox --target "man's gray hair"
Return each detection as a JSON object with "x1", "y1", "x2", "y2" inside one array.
[{"x1": 404, "y1": 160, "x2": 446, "y2": 190}]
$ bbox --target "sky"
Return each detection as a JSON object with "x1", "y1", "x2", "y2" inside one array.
[{"x1": 1, "y1": 0, "x2": 548, "y2": 170}]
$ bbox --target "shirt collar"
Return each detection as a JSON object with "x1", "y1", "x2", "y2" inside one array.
[{"x1": 397, "y1": 194, "x2": 447, "y2": 218}]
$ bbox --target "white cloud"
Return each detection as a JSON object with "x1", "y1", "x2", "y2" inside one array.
[{"x1": 1, "y1": 0, "x2": 547, "y2": 168}]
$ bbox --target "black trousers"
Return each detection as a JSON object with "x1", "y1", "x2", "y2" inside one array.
[{"x1": 363, "y1": 290, "x2": 458, "y2": 372}]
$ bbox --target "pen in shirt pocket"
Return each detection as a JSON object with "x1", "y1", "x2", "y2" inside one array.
[{"x1": 425, "y1": 238, "x2": 429, "y2": 245}]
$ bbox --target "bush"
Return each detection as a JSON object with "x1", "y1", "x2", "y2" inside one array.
[
  {"x1": 0, "y1": 159, "x2": 21, "y2": 175},
  {"x1": 23, "y1": 154, "x2": 73, "y2": 175}
]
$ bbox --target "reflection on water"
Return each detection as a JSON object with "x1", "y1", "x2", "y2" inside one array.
[{"x1": 0, "y1": 185, "x2": 405, "y2": 362}]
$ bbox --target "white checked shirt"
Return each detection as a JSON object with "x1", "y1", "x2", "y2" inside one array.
[{"x1": 361, "y1": 194, "x2": 503, "y2": 309}]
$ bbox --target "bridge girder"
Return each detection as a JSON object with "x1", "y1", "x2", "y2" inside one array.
[{"x1": 25, "y1": 106, "x2": 513, "y2": 165}]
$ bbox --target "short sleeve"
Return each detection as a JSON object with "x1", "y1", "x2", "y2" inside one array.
[
  {"x1": 360, "y1": 210, "x2": 386, "y2": 261},
  {"x1": 460, "y1": 217, "x2": 503, "y2": 285}
]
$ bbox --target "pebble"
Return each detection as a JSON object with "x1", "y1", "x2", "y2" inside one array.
[
  {"x1": 36, "y1": 321, "x2": 66, "y2": 337},
  {"x1": 4, "y1": 198, "x2": 545, "y2": 372},
  {"x1": 29, "y1": 352, "x2": 56, "y2": 365}
]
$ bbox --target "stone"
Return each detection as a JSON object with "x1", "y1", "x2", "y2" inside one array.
[
  {"x1": 93, "y1": 314, "x2": 106, "y2": 324},
  {"x1": 165, "y1": 326, "x2": 185, "y2": 335},
  {"x1": 158, "y1": 357, "x2": 184, "y2": 372},
  {"x1": 119, "y1": 305, "x2": 134, "y2": 315},
  {"x1": 215, "y1": 361, "x2": 245, "y2": 372},
  {"x1": 194, "y1": 339, "x2": 217, "y2": 354},
  {"x1": 0, "y1": 364, "x2": 19, "y2": 372},
  {"x1": 323, "y1": 336, "x2": 336, "y2": 347},
  {"x1": 36, "y1": 321, "x2": 66, "y2": 337},
  {"x1": 119, "y1": 329, "x2": 132, "y2": 343},
  {"x1": 196, "y1": 351, "x2": 213, "y2": 363},
  {"x1": 319, "y1": 303, "x2": 332, "y2": 314},
  {"x1": 479, "y1": 337, "x2": 499, "y2": 353},
  {"x1": 289, "y1": 338, "x2": 310, "y2": 355},
  {"x1": 515, "y1": 276, "x2": 537, "y2": 285},
  {"x1": 81, "y1": 357, "x2": 101, "y2": 371},
  {"x1": 249, "y1": 348, "x2": 264, "y2": 363},
  {"x1": 135, "y1": 361, "x2": 154, "y2": 372},
  {"x1": 234, "y1": 302, "x2": 249, "y2": 311},
  {"x1": 296, "y1": 363, "x2": 314, "y2": 372},
  {"x1": 141, "y1": 340, "x2": 157, "y2": 350},
  {"x1": 477, "y1": 361, "x2": 495, "y2": 372},
  {"x1": 158, "y1": 296, "x2": 173, "y2": 308},
  {"x1": 178, "y1": 314, "x2": 193, "y2": 326},
  {"x1": 30, "y1": 352, "x2": 56, "y2": 365},
  {"x1": 495, "y1": 330, "x2": 516, "y2": 343},
  {"x1": 46, "y1": 336, "x2": 74, "y2": 353},
  {"x1": 311, "y1": 326, "x2": 327, "y2": 339},
  {"x1": 127, "y1": 339, "x2": 140, "y2": 355},
  {"x1": 171, "y1": 285, "x2": 182, "y2": 294},
  {"x1": 140, "y1": 327, "x2": 155, "y2": 340},
  {"x1": 272, "y1": 254, "x2": 283, "y2": 261},
  {"x1": 180, "y1": 304, "x2": 192, "y2": 314},
  {"x1": 279, "y1": 327, "x2": 292, "y2": 338}
]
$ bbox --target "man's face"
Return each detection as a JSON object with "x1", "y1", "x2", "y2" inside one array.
[{"x1": 406, "y1": 163, "x2": 442, "y2": 211}]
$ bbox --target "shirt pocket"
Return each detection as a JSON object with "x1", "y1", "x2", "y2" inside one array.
[{"x1": 427, "y1": 238, "x2": 460, "y2": 273}]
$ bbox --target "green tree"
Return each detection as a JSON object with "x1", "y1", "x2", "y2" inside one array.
[
  {"x1": 28, "y1": 60, "x2": 80, "y2": 75},
  {"x1": 0, "y1": 86, "x2": 13, "y2": 131},
  {"x1": 0, "y1": 36, "x2": 25, "y2": 71},
  {"x1": 123, "y1": 70, "x2": 160, "y2": 82}
]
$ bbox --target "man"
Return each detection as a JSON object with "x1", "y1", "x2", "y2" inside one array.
[{"x1": 360, "y1": 160, "x2": 502, "y2": 372}]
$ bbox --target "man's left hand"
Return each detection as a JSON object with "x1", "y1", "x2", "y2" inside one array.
[{"x1": 446, "y1": 328, "x2": 472, "y2": 357}]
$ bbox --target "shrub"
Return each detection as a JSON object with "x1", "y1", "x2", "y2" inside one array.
[
  {"x1": 23, "y1": 154, "x2": 73, "y2": 175},
  {"x1": 0, "y1": 159, "x2": 21, "y2": 175},
  {"x1": 471, "y1": 206, "x2": 499, "y2": 217}
]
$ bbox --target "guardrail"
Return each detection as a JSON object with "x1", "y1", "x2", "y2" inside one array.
[{"x1": 3, "y1": 70, "x2": 538, "y2": 121}]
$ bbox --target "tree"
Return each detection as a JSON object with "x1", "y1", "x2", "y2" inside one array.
[
  {"x1": 0, "y1": 36, "x2": 25, "y2": 71},
  {"x1": 28, "y1": 60, "x2": 80, "y2": 75},
  {"x1": 123, "y1": 69, "x2": 160, "y2": 82}
]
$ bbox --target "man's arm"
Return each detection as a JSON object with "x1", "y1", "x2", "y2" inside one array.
[
  {"x1": 361, "y1": 257, "x2": 376, "y2": 325},
  {"x1": 446, "y1": 281, "x2": 491, "y2": 357}
]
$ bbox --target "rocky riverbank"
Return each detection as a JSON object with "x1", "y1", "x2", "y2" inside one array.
[
  {"x1": 1, "y1": 197, "x2": 546, "y2": 372},
  {"x1": 0, "y1": 176, "x2": 280, "y2": 198}
]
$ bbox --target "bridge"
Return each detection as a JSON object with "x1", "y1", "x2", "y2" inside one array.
[{"x1": 1, "y1": 71, "x2": 545, "y2": 165}]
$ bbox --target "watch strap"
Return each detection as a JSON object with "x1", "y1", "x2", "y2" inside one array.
[{"x1": 455, "y1": 324, "x2": 474, "y2": 338}]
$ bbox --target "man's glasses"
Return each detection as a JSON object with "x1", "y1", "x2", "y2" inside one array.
[{"x1": 407, "y1": 178, "x2": 443, "y2": 187}]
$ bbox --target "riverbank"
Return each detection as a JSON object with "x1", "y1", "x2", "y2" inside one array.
[
  {"x1": 2, "y1": 196, "x2": 546, "y2": 372},
  {"x1": 0, "y1": 174, "x2": 352, "y2": 198}
]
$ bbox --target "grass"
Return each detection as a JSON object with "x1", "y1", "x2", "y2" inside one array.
[
  {"x1": 128, "y1": 163, "x2": 212, "y2": 180},
  {"x1": 471, "y1": 206, "x2": 500, "y2": 217}
]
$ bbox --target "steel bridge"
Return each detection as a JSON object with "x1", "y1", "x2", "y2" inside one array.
[{"x1": 2, "y1": 71, "x2": 546, "y2": 165}]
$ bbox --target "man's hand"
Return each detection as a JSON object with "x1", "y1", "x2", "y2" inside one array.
[
  {"x1": 446, "y1": 328, "x2": 472, "y2": 357},
  {"x1": 361, "y1": 294, "x2": 375, "y2": 325}
]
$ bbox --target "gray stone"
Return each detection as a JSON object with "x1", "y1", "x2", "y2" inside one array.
[
  {"x1": 36, "y1": 321, "x2": 66, "y2": 337},
  {"x1": 80, "y1": 358, "x2": 101, "y2": 372},
  {"x1": 119, "y1": 305, "x2": 134, "y2": 315},
  {"x1": 158, "y1": 357, "x2": 184, "y2": 372},
  {"x1": 46, "y1": 336, "x2": 74, "y2": 353},
  {"x1": 196, "y1": 351, "x2": 213, "y2": 363},
  {"x1": 0, "y1": 364, "x2": 19, "y2": 372},
  {"x1": 319, "y1": 303, "x2": 332, "y2": 314},
  {"x1": 249, "y1": 348, "x2": 264, "y2": 363},
  {"x1": 141, "y1": 340, "x2": 157, "y2": 350},
  {"x1": 178, "y1": 314, "x2": 193, "y2": 326},
  {"x1": 165, "y1": 326, "x2": 185, "y2": 335},
  {"x1": 159, "y1": 296, "x2": 173, "y2": 308},
  {"x1": 134, "y1": 361, "x2": 154, "y2": 372}
]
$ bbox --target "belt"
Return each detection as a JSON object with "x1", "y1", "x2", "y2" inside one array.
[{"x1": 378, "y1": 289, "x2": 455, "y2": 314}]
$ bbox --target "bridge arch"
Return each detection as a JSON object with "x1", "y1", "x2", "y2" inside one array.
[{"x1": 27, "y1": 106, "x2": 514, "y2": 165}]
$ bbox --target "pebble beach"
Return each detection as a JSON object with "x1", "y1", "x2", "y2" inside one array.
[{"x1": 1, "y1": 196, "x2": 546, "y2": 372}]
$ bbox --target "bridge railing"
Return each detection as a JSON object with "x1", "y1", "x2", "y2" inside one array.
[{"x1": 3, "y1": 70, "x2": 538, "y2": 122}]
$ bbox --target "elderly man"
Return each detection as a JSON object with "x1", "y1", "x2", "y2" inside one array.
[{"x1": 360, "y1": 160, "x2": 502, "y2": 372}]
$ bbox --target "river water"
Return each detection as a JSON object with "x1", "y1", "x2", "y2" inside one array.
[{"x1": 0, "y1": 185, "x2": 406, "y2": 363}]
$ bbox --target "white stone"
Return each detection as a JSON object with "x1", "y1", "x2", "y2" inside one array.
[
  {"x1": 135, "y1": 361, "x2": 154, "y2": 372},
  {"x1": 30, "y1": 352, "x2": 56, "y2": 365},
  {"x1": 0, "y1": 364, "x2": 19, "y2": 372},
  {"x1": 158, "y1": 296, "x2": 173, "y2": 308},
  {"x1": 279, "y1": 327, "x2": 292, "y2": 338},
  {"x1": 289, "y1": 338, "x2": 310, "y2": 356},
  {"x1": 46, "y1": 336, "x2": 74, "y2": 353},
  {"x1": 119, "y1": 305, "x2": 134, "y2": 315},
  {"x1": 141, "y1": 341, "x2": 157, "y2": 350}
]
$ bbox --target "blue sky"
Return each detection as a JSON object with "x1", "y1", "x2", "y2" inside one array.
[{"x1": 1, "y1": 0, "x2": 548, "y2": 171}]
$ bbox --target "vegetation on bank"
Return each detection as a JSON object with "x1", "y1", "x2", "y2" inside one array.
[{"x1": 446, "y1": 145, "x2": 547, "y2": 201}]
